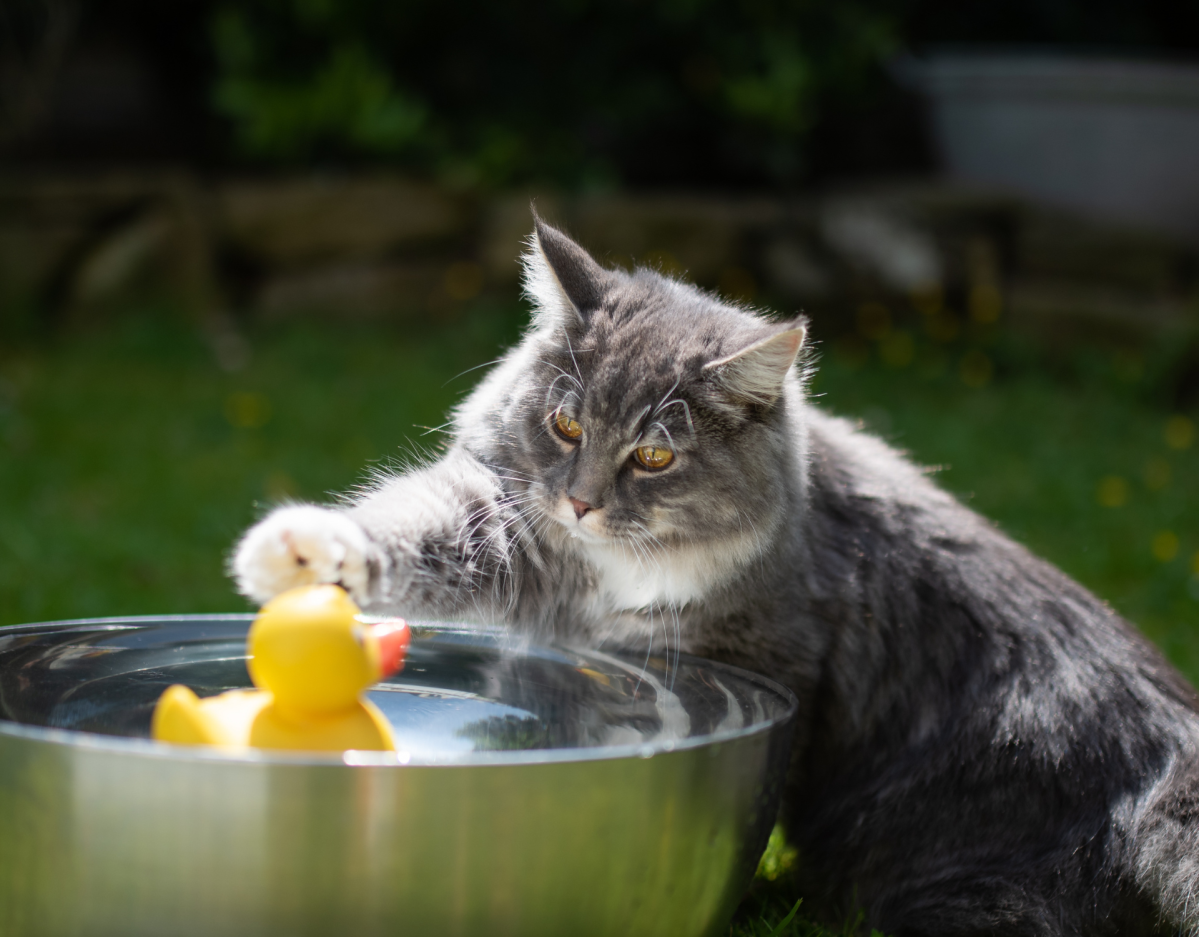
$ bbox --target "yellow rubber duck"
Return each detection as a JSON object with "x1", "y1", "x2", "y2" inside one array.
[{"x1": 152, "y1": 584, "x2": 410, "y2": 752}]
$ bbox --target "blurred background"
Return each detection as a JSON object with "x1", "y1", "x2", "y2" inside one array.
[{"x1": 3, "y1": 0, "x2": 1199, "y2": 683}]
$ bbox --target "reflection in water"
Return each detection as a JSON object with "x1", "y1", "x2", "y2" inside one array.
[
  {"x1": 583, "y1": 648, "x2": 691, "y2": 744},
  {"x1": 368, "y1": 687, "x2": 538, "y2": 759},
  {"x1": 0, "y1": 618, "x2": 791, "y2": 759},
  {"x1": 456, "y1": 714, "x2": 550, "y2": 752}
]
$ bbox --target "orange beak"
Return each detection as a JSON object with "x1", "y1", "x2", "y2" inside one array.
[{"x1": 371, "y1": 619, "x2": 411, "y2": 680}]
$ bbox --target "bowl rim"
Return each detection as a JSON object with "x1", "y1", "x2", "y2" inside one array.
[{"x1": 0, "y1": 614, "x2": 798, "y2": 769}]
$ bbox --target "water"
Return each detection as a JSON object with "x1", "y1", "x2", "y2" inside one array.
[{"x1": 0, "y1": 615, "x2": 792, "y2": 761}]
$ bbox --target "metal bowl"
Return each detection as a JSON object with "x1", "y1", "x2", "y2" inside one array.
[{"x1": 0, "y1": 615, "x2": 796, "y2": 937}]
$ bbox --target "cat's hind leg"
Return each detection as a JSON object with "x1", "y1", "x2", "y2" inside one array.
[
  {"x1": 1132, "y1": 757, "x2": 1199, "y2": 936},
  {"x1": 874, "y1": 879, "x2": 1074, "y2": 937}
]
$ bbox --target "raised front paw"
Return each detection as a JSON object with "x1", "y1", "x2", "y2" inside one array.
[{"x1": 232, "y1": 505, "x2": 378, "y2": 605}]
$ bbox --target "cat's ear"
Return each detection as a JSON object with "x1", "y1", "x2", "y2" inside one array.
[
  {"x1": 523, "y1": 211, "x2": 611, "y2": 326},
  {"x1": 703, "y1": 320, "x2": 807, "y2": 406}
]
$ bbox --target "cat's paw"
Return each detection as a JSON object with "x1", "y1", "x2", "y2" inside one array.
[{"x1": 232, "y1": 505, "x2": 378, "y2": 605}]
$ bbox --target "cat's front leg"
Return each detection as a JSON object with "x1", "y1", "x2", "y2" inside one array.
[
  {"x1": 232, "y1": 505, "x2": 385, "y2": 606},
  {"x1": 231, "y1": 447, "x2": 531, "y2": 619}
]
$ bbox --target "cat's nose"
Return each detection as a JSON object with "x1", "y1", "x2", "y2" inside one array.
[{"x1": 569, "y1": 497, "x2": 592, "y2": 519}]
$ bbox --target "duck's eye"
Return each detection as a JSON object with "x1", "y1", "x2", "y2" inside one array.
[
  {"x1": 553, "y1": 410, "x2": 582, "y2": 441},
  {"x1": 634, "y1": 445, "x2": 674, "y2": 470}
]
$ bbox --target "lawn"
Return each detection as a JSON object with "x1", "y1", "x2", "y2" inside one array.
[{"x1": 1, "y1": 300, "x2": 1197, "y2": 936}]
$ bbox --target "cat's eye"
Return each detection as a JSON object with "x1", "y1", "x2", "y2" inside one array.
[
  {"x1": 553, "y1": 410, "x2": 582, "y2": 441},
  {"x1": 634, "y1": 446, "x2": 674, "y2": 470}
]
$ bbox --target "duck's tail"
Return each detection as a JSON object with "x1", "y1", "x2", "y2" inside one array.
[{"x1": 151, "y1": 684, "x2": 219, "y2": 746}]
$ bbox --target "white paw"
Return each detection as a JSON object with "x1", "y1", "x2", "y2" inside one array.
[{"x1": 232, "y1": 505, "x2": 378, "y2": 605}]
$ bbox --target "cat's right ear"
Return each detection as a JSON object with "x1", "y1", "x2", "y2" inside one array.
[{"x1": 523, "y1": 211, "x2": 611, "y2": 327}]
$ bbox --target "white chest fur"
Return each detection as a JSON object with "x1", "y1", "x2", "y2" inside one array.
[{"x1": 574, "y1": 534, "x2": 757, "y2": 611}]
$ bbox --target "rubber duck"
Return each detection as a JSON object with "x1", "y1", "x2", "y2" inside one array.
[{"x1": 152, "y1": 584, "x2": 410, "y2": 752}]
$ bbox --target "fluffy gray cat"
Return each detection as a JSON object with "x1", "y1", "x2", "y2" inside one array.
[{"x1": 234, "y1": 216, "x2": 1199, "y2": 936}]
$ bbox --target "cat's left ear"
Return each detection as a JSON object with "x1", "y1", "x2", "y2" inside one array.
[
  {"x1": 703, "y1": 319, "x2": 807, "y2": 406},
  {"x1": 523, "y1": 211, "x2": 612, "y2": 326}
]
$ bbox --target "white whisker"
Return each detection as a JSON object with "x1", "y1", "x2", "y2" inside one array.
[
  {"x1": 657, "y1": 398, "x2": 695, "y2": 438},
  {"x1": 629, "y1": 403, "x2": 652, "y2": 434},
  {"x1": 650, "y1": 421, "x2": 675, "y2": 451},
  {"x1": 652, "y1": 379, "x2": 681, "y2": 416}
]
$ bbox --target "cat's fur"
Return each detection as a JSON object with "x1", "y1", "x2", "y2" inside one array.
[{"x1": 234, "y1": 216, "x2": 1199, "y2": 936}]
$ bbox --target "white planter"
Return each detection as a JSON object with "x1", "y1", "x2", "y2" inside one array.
[{"x1": 899, "y1": 53, "x2": 1199, "y2": 237}]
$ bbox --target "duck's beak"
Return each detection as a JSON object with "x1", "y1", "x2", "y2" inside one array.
[{"x1": 370, "y1": 619, "x2": 411, "y2": 680}]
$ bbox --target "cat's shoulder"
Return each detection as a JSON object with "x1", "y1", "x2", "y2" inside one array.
[{"x1": 803, "y1": 406, "x2": 952, "y2": 508}]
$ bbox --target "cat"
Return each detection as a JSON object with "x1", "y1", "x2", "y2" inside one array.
[{"x1": 233, "y1": 215, "x2": 1199, "y2": 936}]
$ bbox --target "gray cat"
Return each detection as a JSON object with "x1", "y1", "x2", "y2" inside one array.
[{"x1": 233, "y1": 216, "x2": 1199, "y2": 936}]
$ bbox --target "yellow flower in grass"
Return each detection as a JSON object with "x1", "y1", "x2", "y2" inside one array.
[
  {"x1": 1165, "y1": 416, "x2": 1194, "y2": 450},
  {"x1": 1152, "y1": 531, "x2": 1179, "y2": 562},
  {"x1": 1097, "y1": 476, "x2": 1128, "y2": 508}
]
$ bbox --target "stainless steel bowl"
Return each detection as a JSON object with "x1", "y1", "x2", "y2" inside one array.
[{"x1": 0, "y1": 615, "x2": 796, "y2": 937}]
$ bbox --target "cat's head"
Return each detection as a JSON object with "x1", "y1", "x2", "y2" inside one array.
[{"x1": 458, "y1": 215, "x2": 807, "y2": 590}]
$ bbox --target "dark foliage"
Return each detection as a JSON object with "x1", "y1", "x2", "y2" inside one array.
[
  {"x1": 6, "y1": 0, "x2": 1198, "y2": 184},
  {"x1": 204, "y1": 0, "x2": 897, "y2": 187}
]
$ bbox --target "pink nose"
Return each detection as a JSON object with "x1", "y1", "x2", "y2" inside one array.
[{"x1": 569, "y1": 497, "x2": 592, "y2": 519}]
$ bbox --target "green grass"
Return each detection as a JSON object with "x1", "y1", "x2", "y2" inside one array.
[
  {"x1": 0, "y1": 304, "x2": 522, "y2": 624},
  {"x1": 2, "y1": 303, "x2": 1198, "y2": 937}
]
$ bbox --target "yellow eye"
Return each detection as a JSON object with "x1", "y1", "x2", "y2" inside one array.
[
  {"x1": 554, "y1": 410, "x2": 582, "y2": 440},
  {"x1": 634, "y1": 446, "x2": 674, "y2": 470}
]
